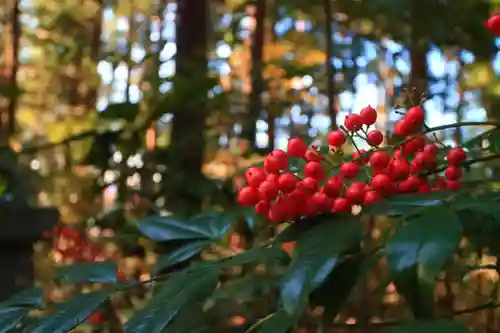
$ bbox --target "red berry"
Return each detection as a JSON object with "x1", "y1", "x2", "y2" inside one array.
[
  {"x1": 360, "y1": 106, "x2": 377, "y2": 126},
  {"x1": 244, "y1": 166, "x2": 267, "y2": 188},
  {"x1": 255, "y1": 201, "x2": 270, "y2": 215},
  {"x1": 369, "y1": 151, "x2": 391, "y2": 170},
  {"x1": 87, "y1": 312, "x2": 104, "y2": 325},
  {"x1": 363, "y1": 190, "x2": 381, "y2": 205},
  {"x1": 403, "y1": 136, "x2": 425, "y2": 156},
  {"x1": 287, "y1": 138, "x2": 307, "y2": 157},
  {"x1": 264, "y1": 156, "x2": 282, "y2": 173},
  {"x1": 238, "y1": 186, "x2": 260, "y2": 206},
  {"x1": 389, "y1": 159, "x2": 410, "y2": 181},
  {"x1": 305, "y1": 147, "x2": 322, "y2": 161},
  {"x1": 444, "y1": 166, "x2": 462, "y2": 180},
  {"x1": 418, "y1": 183, "x2": 432, "y2": 194},
  {"x1": 405, "y1": 106, "x2": 425, "y2": 128},
  {"x1": 304, "y1": 161, "x2": 325, "y2": 180},
  {"x1": 367, "y1": 130, "x2": 384, "y2": 146},
  {"x1": 353, "y1": 149, "x2": 369, "y2": 165},
  {"x1": 266, "y1": 173, "x2": 279, "y2": 183},
  {"x1": 435, "y1": 176, "x2": 447, "y2": 189},
  {"x1": 287, "y1": 189, "x2": 307, "y2": 205},
  {"x1": 278, "y1": 173, "x2": 297, "y2": 193},
  {"x1": 268, "y1": 149, "x2": 288, "y2": 167},
  {"x1": 312, "y1": 192, "x2": 332, "y2": 212},
  {"x1": 446, "y1": 180, "x2": 461, "y2": 191},
  {"x1": 344, "y1": 114, "x2": 363, "y2": 132},
  {"x1": 322, "y1": 176, "x2": 344, "y2": 198},
  {"x1": 423, "y1": 144, "x2": 438, "y2": 156},
  {"x1": 402, "y1": 175, "x2": 421, "y2": 192},
  {"x1": 487, "y1": 15, "x2": 500, "y2": 36},
  {"x1": 340, "y1": 162, "x2": 360, "y2": 179},
  {"x1": 345, "y1": 182, "x2": 366, "y2": 204},
  {"x1": 371, "y1": 174, "x2": 392, "y2": 191},
  {"x1": 258, "y1": 180, "x2": 279, "y2": 201},
  {"x1": 328, "y1": 130, "x2": 346, "y2": 147},
  {"x1": 446, "y1": 147, "x2": 466, "y2": 165},
  {"x1": 303, "y1": 196, "x2": 319, "y2": 216},
  {"x1": 332, "y1": 197, "x2": 351, "y2": 213},
  {"x1": 297, "y1": 177, "x2": 318, "y2": 193},
  {"x1": 268, "y1": 204, "x2": 284, "y2": 223},
  {"x1": 394, "y1": 119, "x2": 412, "y2": 136}
]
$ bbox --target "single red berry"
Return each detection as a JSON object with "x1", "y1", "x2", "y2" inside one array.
[
  {"x1": 405, "y1": 106, "x2": 425, "y2": 128},
  {"x1": 244, "y1": 166, "x2": 267, "y2": 188},
  {"x1": 87, "y1": 312, "x2": 104, "y2": 325},
  {"x1": 267, "y1": 204, "x2": 284, "y2": 223},
  {"x1": 258, "y1": 180, "x2": 279, "y2": 201},
  {"x1": 312, "y1": 192, "x2": 332, "y2": 212},
  {"x1": 255, "y1": 201, "x2": 270, "y2": 215},
  {"x1": 340, "y1": 162, "x2": 360, "y2": 179},
  {"x1": 370, "y1": 151, "x2": 391, "y2": 170},
  {"x1": 287, "y1": 138, "x2": 308, "y2": 157},
  {"x1": 435, "y1": 176, "x2": 447, "y2": 189},
  {"x1": 371, "y1": 174, "x2": 392, "y2": 191},
  {"x1": 238, "y1": 187, "x2": 260, "y2": 206},
  {"x1": 322, "y1": 176, "x2": 344, "y2": 198},
  {"x1": 487, "y1": 15, "x2": 500, "y2": 36},
  {"x1": 344, "y1": 114, "x2": 363, "y2": 132},
  {"x1": 278, "y1": 173, "x2": 297, "y2": 193},
  {"x1": 305, "y1": 147, "x2": 322, "y2": 161},
  {"x1": 423, "y1": 144, "x2": 438, "y2": 156},
  {"x1": 303, "y1": 196, "x2": 319, "y2": 216},
  {"x1": 264, "y1": 156, "x2": 281, "y2": 173},
  {"x1": 268, "y1": 149, "x2": 288, "y2": 168},
  {"x1": 353, "y1": 149, "x2": 369, "y2": 165},
  {"x1": 363, "y1": 190, "x2": 381, "y2": 205},
  {"x1": 394, "y1": 119, "x2": 412, "y2": 136},
  {"x1": 266, "y1": 173, "x2": 279, "y2": 183},
  {"x1": 366, "y1": 130, "x2": 384, "y2": 146},
  {"x1": 332, "y1": 197, "x2": 351, "y2": 213},
  {"x1": 304, "y1": 161, "x2": 325, "y2": 180},
  {"x1": 360, "y1": 106, "x2": 377, "y2": 125},
  {"x1": 446, "y1": 147, "x2": 466, "y2": 165},
  {"x1": 328, "y1": 130, "x2": 346, "y2": 147},
  {"x1": 399, "y1": 175, "x2": 421, "y2": 193},
  {"x1": 389, "y1": 159, "x2": 410, "y2": 181},
  {"x1": 444, "y1": 166, "x2": 462, "y2": 180},
  {"x1": 418, "y1": 183, "x2": 432, "y2": 194},
  {"x1": 297, "y1": 177, "x2": 318, "y2": 193},
  {"x1": 403, "y1": 136, "x2": 425, "y2": 156},
  {"x1": 446, "y1": 180, "x2": 461, "y2": 191},
  {"x1": 287, "y1": 189, "x2": 307, "y2": 205},
  {"x1": 345, "y1": 182, "x2": 366, "y2": 204}
]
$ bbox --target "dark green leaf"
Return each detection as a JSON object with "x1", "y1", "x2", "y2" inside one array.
[
  {"x1": 0, "y1": 307, "x2": 29, "y2": 332},
  {"x1": 2, "y1": 288, "x2": 44, "y2": 308},
  {"x1": 136, "y1": 211, "x2": 231, "y2": 242},
  {"x1": 99, "y1": 102, "x2": 140, "y2": 121},
  {"x1": 364, "y1": 191, "x2": 453, "y2": 216},
  {"x1": 57, "y1": 262, "x2": 117, "y2": 283},
  {"x1": 28, "y1": 291, "x2": 108, "y2": 333},
  {"x1": 220, "y1": 246, "x2": 287, "y2": 267},
  {"x1": 251, "y1": 310, "x2": 292, "y2": 333},
  {"x1": 386, "y1": 206, "x2": 462, "y2": 318},
  {"x1": 280, "y1": 216, "x2": 364, "y2": 316},
  {"x1": 155, "y1": 240, "x2": 211, "y2": 272},
  {"x1": 211, "y1": 273, "x2": 280, "y2": 302},
  {"x1": 124, "y1": 264, "x2": 220, "y2": 333},
  {"x1": 382, "y1": 320, "x2": 472, "y2": 333},
  {"x1": 162, "y1": 302, "x2": 209, "y2": 333}
]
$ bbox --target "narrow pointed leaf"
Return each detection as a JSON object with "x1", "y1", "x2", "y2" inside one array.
[
  {"x1": 386, "y1": 207, "x2": 462, "y2": 318},
  {"x1": 2, "y1": 288, "x2": 44, "y2": 307},
  {"x1": 249, "y1": 310, "x2": 292, "y2": 333},
  {"x1": 280, "y1": 216, "x2": 363, "y2": 316},
  {"x1": 57, "y1": 262, "x2": 117, "y2": 283},
  {"x1": 221, "y1": 246, "x2": 287, "y2": 267},
  {"x1": 0, "y1": 307, "x2": 29, "y2": 332},
  {"x1": 124, "y1": 264, "x2": 220, "y2": 333},
  {"x1": 155, "y1": 240, "x2": 211, "y2": 272},
  {"x1": 28, "y1": 291, "x2": 108, "y2": 333}
]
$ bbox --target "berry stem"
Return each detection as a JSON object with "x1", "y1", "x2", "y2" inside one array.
[
  {"x1": 340, "y1": 125, "x2": 362, "y2": 153},
  {"x1": 423, "y1": 152, "x2": 500, "y2": 177}
]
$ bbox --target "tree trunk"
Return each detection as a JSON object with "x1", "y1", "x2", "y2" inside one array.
[
  {"x1": 324, "y1": 0, "x2": 337, "y2": 130},
  {"x1": 169, "y1": 0, "x2": 209, "y2": 214},
  {"x1": 244, "y1": 0, "x2": 266, "y2": 150},
  {"x1": 409, "y1": 0, "x2": 427, "y2": 104}
]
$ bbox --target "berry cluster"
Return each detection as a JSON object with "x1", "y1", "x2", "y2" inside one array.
[{"x1": 237, "y1": 105, "x2": 468, "y2": 224}]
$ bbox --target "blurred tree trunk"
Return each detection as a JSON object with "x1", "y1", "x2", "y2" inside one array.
[
  {"x1": 324, "y1": 0, "x2": 337, "y2": 130},
  {"x1": 244, "y1": 0, "x2": 266, "y2": 151},
  {"x1": 0, "y1": 0, "x2": 20, "y2": 140},
  {"x1": 409, "y1": 0, "x2": 427, "y2": 104},
  {"x1": 170, "y1": 0, "x2": 209, "y2": 214}
]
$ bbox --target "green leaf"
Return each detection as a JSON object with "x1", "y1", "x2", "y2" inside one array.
[
  {"x1": 211, "y1": 274, "x2": 280, "y2": 302},
  {"x1": 136, "y1": 211, "x2": 232, "y2": 242},
  {"x1": 155, "y1": 240, "x2": 211, "y2": 272},
  {"x1": 0, "y1": 307, "x2": 28, "y2": 332},
  {"x1": 57, "y1": 262, "x2": 117, "y2": 283},
  {"x1": 28, "y1": 291, "x2": 108, "y2": 333},
  {"x1": 364, "y1": 191, "x2": 453, "y2": 216},
  {"x1": 382, "y1": 320, "x2": 472, "y2": 333},
  {"x1": 280, "y1": 216, "x2": 364, "y2": 316},
  {"x1": 124, "y1": 264, "x2": 220, "y2": 333},
  {"x1": 250, "y1": 310, "x2": 292, "y2": 333},
  {"x1": 2, "y1": 288, "x2": 44, "y2": 307},
  {"x1": 99, "y1": 102, "x2": 140, "y2": 121},
  {"x1": 220, "y1": 246, "x2": 287, "y2": 267},
  {"x1": 386, "y1": 206, "x2": 462, "y2": 318}
]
